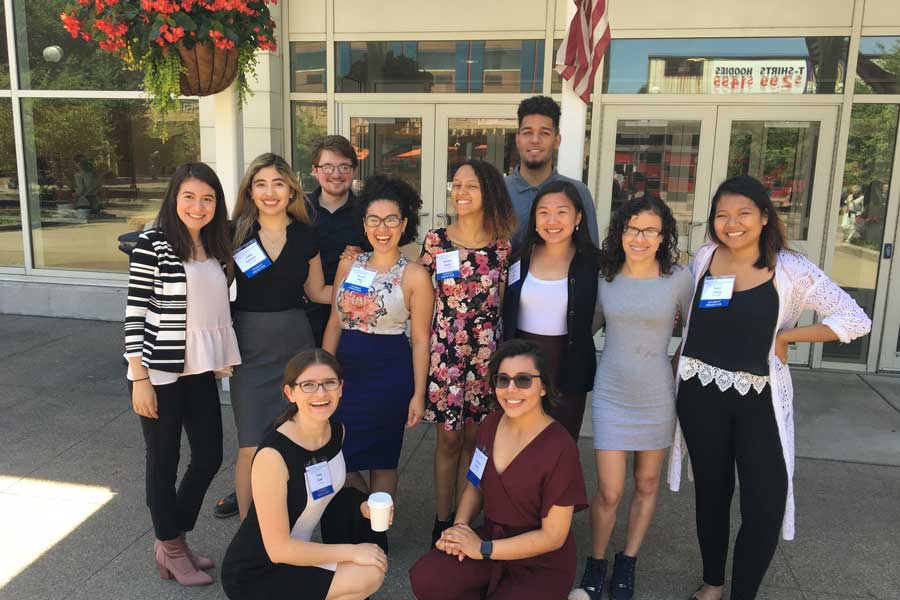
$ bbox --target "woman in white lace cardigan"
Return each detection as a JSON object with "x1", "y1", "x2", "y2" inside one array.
[{"x1": 669, "y1": 175, "x2": 871, "y2": 600}]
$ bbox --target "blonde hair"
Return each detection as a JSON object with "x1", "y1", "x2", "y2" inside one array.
[{"x1": 231, "y1": 153, "x2": 310, "y2": 250}]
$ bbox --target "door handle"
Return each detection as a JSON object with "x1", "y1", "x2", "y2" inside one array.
[
  {"x1": 687, "y1": 221, "x2": 706, "y2": 256},
  {"x1": 436, "y1": 212, "x2": 450, "y2": 226}
]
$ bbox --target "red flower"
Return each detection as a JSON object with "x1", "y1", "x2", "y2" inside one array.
[{"x1": 60, "y1": 13, "x2": 82, "y2": 38}]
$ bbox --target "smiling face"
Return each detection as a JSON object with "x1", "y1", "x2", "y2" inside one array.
[
  {"x1": 493, "y1": 354, "x2": 546, "y2": 419},
  {"x1": 535, "y1": 191, "x2": 581, "y2": 246},
  {"x1": 450, "y1": 164, "x2": 483, "y2": 217},
  {"x1": 621, "y1": 210, "x2": 663, "y2": 265},
  {"x1": 314, "y1": 149, "x2": 356, "y2": 198},
  {"x1": 515, "y1": 114, "x2": 560, "y2": 171},
  {"x1": 176, "y1": 177, "x2": 217, "y2": 236},
  {"x1": 713, "y1": 192, "x2": 767, "y2": 253},
  {"x1": 283, "y1": 363, "x2": 342, "y2": 423},
  {"x1": 251, "y1": 165, "x2": 292, "y2": 218},
  {"x1": 364, "y1": 199, "x2": 406, "y2": 251}
]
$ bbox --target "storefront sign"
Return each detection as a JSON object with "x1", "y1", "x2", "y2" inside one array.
[{"x1": 710, "y1": 60, "x2": 809, "y2": 94}]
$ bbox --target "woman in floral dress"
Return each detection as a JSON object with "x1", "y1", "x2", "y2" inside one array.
[{"x1": 420, "y1": 159, "x2": 517, "y2": 546}]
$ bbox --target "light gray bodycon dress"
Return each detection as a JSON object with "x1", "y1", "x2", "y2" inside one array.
[{"x1": 592, "y1": 266, "x2": 695, "y2": 450}]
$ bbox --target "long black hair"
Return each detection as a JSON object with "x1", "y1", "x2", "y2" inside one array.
[
  {"x1": 274, "y1": 349, "x2": 343, "y2": 428},
  {"x1": 453, "y1": 160, "x2": 517, "y2": 240},
  {"x1": 519, "y1": 179, "x2": 599, "y2": 265},
  {"x1": 598, "y1": 195, "x2": 679, "y2": 282},
  {"x1": 707, "y1": 175, "x2": 789, "y2": 270},
  {"x1": 156, "y1": 162, "x2": 232, "y2": 263},
  {"x1": 487, "y1": 339, "x2": 558, "y2": 414},
  {"x1": 356, "y1": 174, "x2": 422, "y2": 248}
]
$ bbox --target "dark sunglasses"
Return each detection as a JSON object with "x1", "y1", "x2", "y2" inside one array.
[{"x1": 491, "y1": 372, "x2": 540, "y2": 390}]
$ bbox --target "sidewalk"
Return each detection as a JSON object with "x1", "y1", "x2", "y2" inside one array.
[{"x1": 1, "y1": 314, "x2": 899, "y2": 600}]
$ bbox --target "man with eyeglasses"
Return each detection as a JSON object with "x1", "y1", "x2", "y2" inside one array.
[{"x1": 305, "y1": 135, "x2": 365, "y2": 346}]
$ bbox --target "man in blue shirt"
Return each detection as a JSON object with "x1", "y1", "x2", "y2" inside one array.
[{"x1": 505, "y1": 96, "x2": 599, "y2": 252}]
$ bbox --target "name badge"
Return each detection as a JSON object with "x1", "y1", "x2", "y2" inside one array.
[
  {"x1": 435, "y1": 250, "x2": 462, "y2": 281},
  {"x1": 305, "y1": 460, "x2": 335, "y2": 500},
  {"x1": 233, "y1": 239, "x2": 272, "y2": 278},
  {"x1": 699, "y1": 275, "x2": 736, "y2": 308},
  {"x1": 508, "y1": 260, "x2": 521, "y2": 286},
  {"x1": 341, "y1": 266, "x2": 377, "y2": 293},
  {"x1": 466, "y1": 447, "x2": 489, "y2": 488}
]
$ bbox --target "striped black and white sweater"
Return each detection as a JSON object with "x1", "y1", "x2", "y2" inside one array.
[{"x1": 124, "y1": 229, "x2": 192, "y2": 373}]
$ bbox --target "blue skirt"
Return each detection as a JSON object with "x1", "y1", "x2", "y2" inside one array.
[{"x1": 336, "y1": 329, "x2": 414, "y2": 471}]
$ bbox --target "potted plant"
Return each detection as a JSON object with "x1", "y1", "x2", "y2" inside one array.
[{"x1": 61, "y1": 0, "x2": 278, "y2": 127}]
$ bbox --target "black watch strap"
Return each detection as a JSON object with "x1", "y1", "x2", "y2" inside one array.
[{"x1": 480, "y1": 539, "x2": 493, "y2": 560}]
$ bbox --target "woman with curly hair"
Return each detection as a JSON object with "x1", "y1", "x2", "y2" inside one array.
[
  {"x1": 419, "y1": 159, "x2": 516, "y2": 547},
  {"x1": 571, "y1": 195, "x2": 694, "y2": 600},
  {"x1": 323, "y1": 174, "x2": 434, "y2": 501}
]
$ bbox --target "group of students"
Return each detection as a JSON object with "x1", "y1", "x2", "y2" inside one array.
[{"x1": 124, "y1": 95, "x2": 872, "y2": 600}]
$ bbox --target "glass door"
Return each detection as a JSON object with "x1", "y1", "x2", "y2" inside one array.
[{"x1": 711, "y1": 105, "x2": 838, "y2": 365}]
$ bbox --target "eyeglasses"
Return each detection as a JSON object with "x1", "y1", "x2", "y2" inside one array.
[
  {"x1": 291, "y1": 378, "x2": 341, "y2": 393},
  {"x1": 622, "y1": 226, "x2": 662, "y2": 240},
  {"x1": 315, "y1": 164, "x2": 354, "y2": 175},
  {"x1": 491, "y1": 372, "x2": 540, "y2": 389},
  {"x1": 364, "y1": 215, "x2": 403, "y2": 228}
]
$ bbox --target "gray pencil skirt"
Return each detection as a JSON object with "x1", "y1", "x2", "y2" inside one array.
[{"x1": 230, "y1": 308, "x2": 314, "y2": 447}]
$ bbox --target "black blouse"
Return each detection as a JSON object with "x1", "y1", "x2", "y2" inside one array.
[{"x1": 233, "y1": 220, "x2": 320, "y2": 312}]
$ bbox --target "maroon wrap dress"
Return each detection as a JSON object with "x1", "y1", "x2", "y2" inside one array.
[{"x1": 409, "y1": 411, "x2": 588, "y2": 600}]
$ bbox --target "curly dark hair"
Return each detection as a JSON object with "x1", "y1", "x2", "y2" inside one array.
[
  {"x1": 486, "y1": 339, "x2": 558, "y2": 414},
  {"x1": 517, "y1": 95, "x2": 561, "y2": 130},
  {"x1": 356, "y1": 174, "x2": 422, "y2": 247},
  {"x1": 599, "y1": 195, "x2": 680, "y2": 282},
  {"x1": 454, "y1": 160, "x2": 517, "y2": 240},
  {"x1": 519, "y1": 179, "x2": 600, "y2": 264}
]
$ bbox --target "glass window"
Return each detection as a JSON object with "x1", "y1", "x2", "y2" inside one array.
[
  {"x1": 23, "y1": 99, "x2": 200, "y2": 272},
  {"x1": 823, "y1": 104, "x2": 899, "y2": 364},
  {"x1": 16, "y1": 0, "x2": 142, "y2": 90},
  {"x1": 291, "y1": 102, "x2": 328, "y2": 191},
  {"x1": 336, "y1": 40, "x2": 544, "y2": 93},
  {"x1": 551, "y1": 39, "x2": 562, "y2": 94},
  {"x1": 0, "y1": 3, "x2": 10, "y2": 88},
  {"x1": 856, "y1": 37, "x2": 900, "y2": 94},
  {"x1": 0, "y1": 100, "x2": 21, "y2": 266},
  {"x1": 603, "y1": 37, "x2": 848, "y2": 95},
  {"x1": 350, "y1": 116, "x2": 422, "y2": 191},
  {"x1": 290, "y1": 42, "x2": 326, "y2": 93}
]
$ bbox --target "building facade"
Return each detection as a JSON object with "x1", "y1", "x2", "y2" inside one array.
[{"x1": 1, "y1": 0, "x2": 900, "y2": 374}]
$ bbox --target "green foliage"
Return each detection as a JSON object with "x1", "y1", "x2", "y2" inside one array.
[{"x1": 141, "y1": 50, "x2": 184, "y2": 140}]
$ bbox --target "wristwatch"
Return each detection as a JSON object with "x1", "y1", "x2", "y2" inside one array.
[{"x1": 480, "y1": 539, "x2": 493, "y2": 560}]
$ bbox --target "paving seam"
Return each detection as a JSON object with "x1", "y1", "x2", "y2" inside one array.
[
  {"x1": 0, "y1": 331, "x2": 76, "y2": 361},
  {"x1": 794, "y1": 455, "x2": 900, "y2": 469},
  {"x1": 398, "y1": 426, "x2": 430, "y2": 475},
  {"x1": 57, "y1": 527, "x2": 155, "y2": 600},
  {"x1": 857, "y1": 373, "x2": 900, "y2": 416}
]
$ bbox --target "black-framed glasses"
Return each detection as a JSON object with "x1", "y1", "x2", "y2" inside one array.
[
  {"x1": 364, "y1": 215, "x2": 403, "y2": 228},
  {"x1": 291, "y1": 378, "x2": 341, "y2": 393},
  {"x1": 491, "y1": 372, "x2": 540, "y2": 389},
  {"x1": 622, "y1": 226, "x2": 662, "y2": 240},
  {"x1": 315, "y1": 164, "x2": 354, "y2": 175}
]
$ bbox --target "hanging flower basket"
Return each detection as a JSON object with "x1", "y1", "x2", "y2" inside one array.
[{"x1": 177, "y1": 42, "x2": 239, "y2": 96}]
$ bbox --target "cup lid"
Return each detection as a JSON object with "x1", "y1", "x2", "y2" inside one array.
[{"x1": 367, "y1": 492, "x2": 393, "y2": 508}]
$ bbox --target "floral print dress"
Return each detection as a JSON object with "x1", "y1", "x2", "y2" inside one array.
[{"x1": 420, "y1": 228, "x2": 511, "y2": 431}]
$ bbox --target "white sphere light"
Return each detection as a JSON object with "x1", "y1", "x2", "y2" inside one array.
[{"x1": 42, "y1": 46, "x2": 64, "y2": 63}]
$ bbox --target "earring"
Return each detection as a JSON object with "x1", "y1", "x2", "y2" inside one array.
[{"x1": 575, "y1": 224, "x2": 580, "y2": 231}]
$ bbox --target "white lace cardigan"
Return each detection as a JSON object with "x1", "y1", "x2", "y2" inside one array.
[{"x1": 667, "y1": 243, "x2": 872, "y2": 540}]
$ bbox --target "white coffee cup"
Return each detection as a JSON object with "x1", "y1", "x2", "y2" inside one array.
[{"x1": 367, "y1": 492, "x2": 393, "y2": 532}]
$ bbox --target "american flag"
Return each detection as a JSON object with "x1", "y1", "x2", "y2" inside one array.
[{"x1": 554, "y1": 0, "x2": 611, "y2": 103}]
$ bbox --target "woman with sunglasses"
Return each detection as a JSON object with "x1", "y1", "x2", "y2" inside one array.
[
  {"x1": 410, "y1": 339, "x2": 587, "y2": 599},
  {"x1": 323, "y1": 174, "x2": 434, "y2": 502}
]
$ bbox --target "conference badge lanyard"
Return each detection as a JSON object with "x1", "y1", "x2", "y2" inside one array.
[
  {"x1": 466, "y1": 444, "x2": 489, "y2": 488},
  {"x1": 305, "y1": 457, "x2": 335, "y2": 500},
  {"x1": 698, "y1": 275, "x2": 736, "y2": 308},
  {"x1": 233, "y1": 239, "x2": 272, "y2": 278},
  {"x1": 435, "y1": 250, "x2": 462, "y2": 283},
  {"x1": 341, "y1": 266, "x2": 377, "y2": 294},
  {"x1": 508, "y1": 260, "x2": 522, "y2": 287}
]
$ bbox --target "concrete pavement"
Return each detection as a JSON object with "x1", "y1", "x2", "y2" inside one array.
[{"x1": 1, "y1": 314, "x2": 899, "y2": 600}]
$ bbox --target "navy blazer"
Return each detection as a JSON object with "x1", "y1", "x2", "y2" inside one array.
[{"x1": 502, "y1": 249, "x2": 600, "y2": 393}]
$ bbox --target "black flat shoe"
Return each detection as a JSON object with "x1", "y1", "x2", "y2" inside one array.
[{"x1": 430, "y1": 513, "x2": 454, "y2": 548}]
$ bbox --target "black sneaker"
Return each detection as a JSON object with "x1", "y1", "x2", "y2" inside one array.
[
  {"x1": 214, "y1": 492, "x2": 239, "y2": 518},
  {"x1": 569, "y1": 556, "x2": 608, "y2": 600},
  {"x1": 609, "y1": 552, "x2": 637, "y2": 600},
  {"x1": 430, "y1": 513, "x2": 455, "y2": 548}
]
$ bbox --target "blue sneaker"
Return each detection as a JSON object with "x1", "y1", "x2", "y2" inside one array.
[{"x1": 609, "y1": 552, "x2": 637, "y2": 600}]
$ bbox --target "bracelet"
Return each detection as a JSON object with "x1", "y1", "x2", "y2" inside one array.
[{"x1": 132, "y1": 376, "x2": 150, "y2": 382}]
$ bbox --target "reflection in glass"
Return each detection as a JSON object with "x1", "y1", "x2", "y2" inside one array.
[
  {"x1": 0, "y1": 4, "x2": 9, "y2": 88},
  {"x1": 823, "y1": 105, "x2": 899, "y2": 363},
  {"x1": 17, "y1": 0, "x2": 142, "y2": 90},
  {"x1": 23, "y1": 99, "x2": 200, "y2": 272},
  {"x1": 856, "y1": 37, "x2": 900, "y2": 94},
  {"x1": 611, "y1": 120, "x2": 701, "y2": 235},
  {"x1": 336, "y1": 40, "x2": 544, "y2": 93},
  {"x1": 551, "y1": 39, "x2": 562, "y2": 94},
  {"x1": 0, "y1": 100, "x2": 21, "y2": 265},
  {"x1": 290, "y1": 42, "x2": 327, "y2": 93},
  {"x1": 725, "y1": 121, "x2": 820, "y2": 240},
  {"x1": 350, "y1": 117, "x2": 422, "y2": 193},
  {"x1": 291, "y1": 102, "x2": 327, "y2": 191},
  {"x1": 603, "y1": 37, "x2": 848, "y2": 95}
]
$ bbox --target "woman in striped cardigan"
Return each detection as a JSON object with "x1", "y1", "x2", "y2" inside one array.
[{"x1": 125, "y1": 162, "x2": 241, "y2": 587}]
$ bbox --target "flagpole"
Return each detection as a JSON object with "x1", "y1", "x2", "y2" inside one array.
[{"x1": 556, "y1": 0, "x2": 587, "y2": 181}]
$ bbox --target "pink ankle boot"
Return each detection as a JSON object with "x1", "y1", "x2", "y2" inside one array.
[
  {"x1": 178, "y1": 533, "x2": 214, "y2": 570},
  {"x1": 155, "y1": 538, "x2": 213, "y2": 586}
]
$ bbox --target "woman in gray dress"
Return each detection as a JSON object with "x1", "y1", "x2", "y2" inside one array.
[{"x1": 571, "y1": 196, "x2": 694, "y2": 600}]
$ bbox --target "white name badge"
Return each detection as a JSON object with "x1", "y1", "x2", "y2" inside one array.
[
  {"x1": 305, "y1": 460, "x2": 335, "y2": 500},
  {"x1": 435, "y1": 250, "x2": 462, "y2": 281},
  {"x1": 341, "y1": 266, "x2": 377, "y2": 293},
  {"x1": 699, "y1": 275, "x2": 736, "y2": 308},
  {"x1": 508, "y1": 260, "x2": 521, "y2": 286},
  {"x1": 233, "y1": 239, "x2": 272, "y2": 278},
  {"x1": 466, "y1": 447, "x2": 489, "y2": 488}
]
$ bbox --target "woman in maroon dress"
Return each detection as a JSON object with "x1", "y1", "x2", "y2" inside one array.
[{"x1": 409, "y1": 339, "x2": 588, "y2": 600}]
